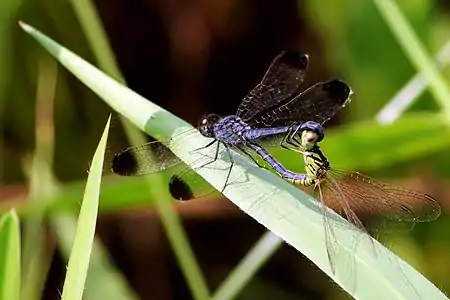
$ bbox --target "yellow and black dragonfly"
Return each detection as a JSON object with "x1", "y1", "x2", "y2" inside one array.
[{"x1": 282, "y1": 125, "x2": 441, "y2": 272}]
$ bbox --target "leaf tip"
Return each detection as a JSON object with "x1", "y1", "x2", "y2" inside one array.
[
  {"x1": 18, "y1": 21, "x2": 32, "y2": 33},
  {"x1": 8, "y1": 209, "x2": 18, "y2": 221}
]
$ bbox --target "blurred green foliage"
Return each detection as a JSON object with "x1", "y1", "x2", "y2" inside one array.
[{"x1": 306, "y1": 0, "x2": 438, "y2": 120}]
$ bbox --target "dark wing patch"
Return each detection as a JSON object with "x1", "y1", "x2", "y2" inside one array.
[
  {"x1": 169, "y1": 175, "x2": 196, "y2": 201},
  {"x1": 249, "y1": 79, "x2": 352, "y2": 127},
  {"x1": 236, "y1": 51, "x2": 309, "y2": 122}
]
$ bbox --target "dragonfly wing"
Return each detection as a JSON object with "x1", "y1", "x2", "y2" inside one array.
[
  {"x1": 169, "y1": 144, "x2": 269, "y2": 200},
  {"x1": 111, "y1": 141, "x2": 184, "y2": 176},
  {"x1": 113, "y1": 138, "x2": 235, "y2": 200},
  {"x1": 256, "y1": 134, "x2": 285, "y2": 148},
  {"x1": 325, "y1": 169, "x2": 441, "y2": 232},
  {"x1": 320, "y1": 172, "x2": 368, "y2": 232},
  {"x1": 318, "y1": 174, "x2": 377, "y2": 285},
  {"x1": 169, "y1": 168, "x2": 219, "y2": 200},
  {"x1": 237, "y1": 51, "x2": 308, "y2": 122},
  {"x1": 249, "y1": 79, "x2": 352, "y2": 128},
  {"x1": 314, "y1": 184, "x2": 339, "y2": 274},
  {"x1": 321, "y1": 171, "x2": 426, "y2": 296},
  {"x1": 111, "y1": 128, "x2": 199, "y2": 176}
]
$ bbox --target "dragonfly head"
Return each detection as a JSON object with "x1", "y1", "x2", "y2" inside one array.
[
  {"x1": 296, "y1": 121, "x2": 324, "y2": 150},
  {"x1": 198, "y1": 114, "x2": 221, "y2": 137}
]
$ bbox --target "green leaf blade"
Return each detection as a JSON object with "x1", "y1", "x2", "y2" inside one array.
[
  {"x1": 61, "y1": 116, "x2": 111, "y2": 300},
  {"x1": 373, "y1": 0, "x2": 450, "y2": 120},
  {"x1": 0, "y1": 210, "x2": 21, "y2": 300}
]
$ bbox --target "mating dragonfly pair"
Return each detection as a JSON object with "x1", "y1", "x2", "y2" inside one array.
[{"x1": 111, "y1": 51, "x2": 441, "y2": 270}]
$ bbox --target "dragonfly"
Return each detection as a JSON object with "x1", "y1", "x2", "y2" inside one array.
[
  {"x1": 112, "y1": 50, "x2": 352, "y2": 199},
  {"x1": 284, "y1": 123, "x2": 441, "y2": 272}
]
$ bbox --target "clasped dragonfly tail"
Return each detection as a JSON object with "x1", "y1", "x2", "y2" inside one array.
[{"x1": 111, "y1": 51, "x2": 352, "y2": 199}]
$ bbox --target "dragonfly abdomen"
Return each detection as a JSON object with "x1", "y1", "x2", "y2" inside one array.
[
  {"x1": 287, "y1": 176, "x2": 315, "y2": 187},
  {"x1": 249, "y1": 144, "x2": 314, "y2": 187},
  {"x1": 243, "y1": 126, "x2": 292, "y2": 141}
]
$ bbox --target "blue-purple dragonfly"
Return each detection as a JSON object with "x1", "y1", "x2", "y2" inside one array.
[{"x1": 111, "y1": 51, "x2": 351, "y2": 199}]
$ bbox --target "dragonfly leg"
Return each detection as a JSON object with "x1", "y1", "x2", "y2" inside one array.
[
  {"x1": 221, "y1": 145, "x2": 235, "y2": 193},
  {"x1": 290, "y1": 124, "x2": 313, "y2": 149},
  {"x1": 281, "y1": 124, "x2": 302, "y2": 150},
  {"x1": 192, "y1": 140, "x2": 220, "y2": 171},
  {"x1": 291, "y1": 132, "x2": 302, "y2": 146},
  {"x1": 291, "y1": 124, "x2": 304, "y2": 144},
  {"x1": 237, "y1": 145, "x2": 266, "y2": 169},
  {"x1": 280, "y1": 124, "x2": 298, "y2": 150},
  {"x1": 190, "y1": 139, "x2": 217, "y2": 153}
]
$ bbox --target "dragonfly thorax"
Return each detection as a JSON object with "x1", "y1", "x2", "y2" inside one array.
[
  {"x1": 198, "y1": 114, "x2": 222, "y2": 138},
  {"x1": 212, "y1": 115, "x2": 250, "y2": 145},
  {"x1": 303, "y1": 145, "x2": 330, "y2": 182}
]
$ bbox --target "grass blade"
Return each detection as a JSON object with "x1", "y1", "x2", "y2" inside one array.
[
  {"x1": 376, "y1": 40, "x2": 450, "y2": 124},
  {"x1": 20, "y1": 22, "x2": 447, "y2": 299},
  {"x1": 68, "y1": 0, "x2": 124, "y2": 81},
  {"x1": 374, "y1": 0, "x2": 450, "y2": 120},
  {"x1": 54, "y1": 216, "x2": 139, "y2": 300},
  {"x1": 212, "y1": 231, "x2": 283, "y2": 300},
  {"x1": 20, "y1": 54, "x2": 58, "y2": 300},
  {"x1": 0, "y1": 210, "x2": 21, "y2": 300},
  {"x1": 68, "y1": 0, "x2": 148, "y2": 148},
  {"x1": 60, "y1": 116, "x2": 110, "y2": 300}
]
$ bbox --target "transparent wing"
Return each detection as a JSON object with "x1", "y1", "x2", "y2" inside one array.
[
  {"x1": 318, "y1": 171, "x2": 427, "y2": 296},
  {"x1": 236, "y1": 51, "x2": 309, "y2": 122},
  {"x1": 315, "y1": 174, "x2": 374, "y2": 282},
  {"x1": 314, "y1": 184, "x2": 339, "y2": 274},
  {"x1": 112, "y1": 134, "x2": 258, "y2": 200},
  {"x1": 111, "y1": 128, "x2": 198, "y2": 175},
  {"x1": 112, "y1": 140, "x2": 223, "y2": 200},
  {"x1": 255, "y1": 134, "x2": 286, "y2": 148},
  {"x1": 169, "y1": 144, "x2": 268, "y2": 200},
  {"x1": 112, "y1": 141, "x2": 184, "y2": 176},
  {"x1": 321, "y1": 169, "x2": 441, "y2": 232},
  {"x1": 248, "y1": 79, "x2": 352, "y2": 128},
  {"x1": 320, "y1": 172, "x2": 368, "y2": 232}
]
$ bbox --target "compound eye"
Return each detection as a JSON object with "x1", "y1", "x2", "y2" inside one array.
[
  {"x1": 209, "y1": 114, "x2": 221, "y2": 124},
  {"x1": 304, "y1": 131, "x2": 319, "y2": 143}
]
